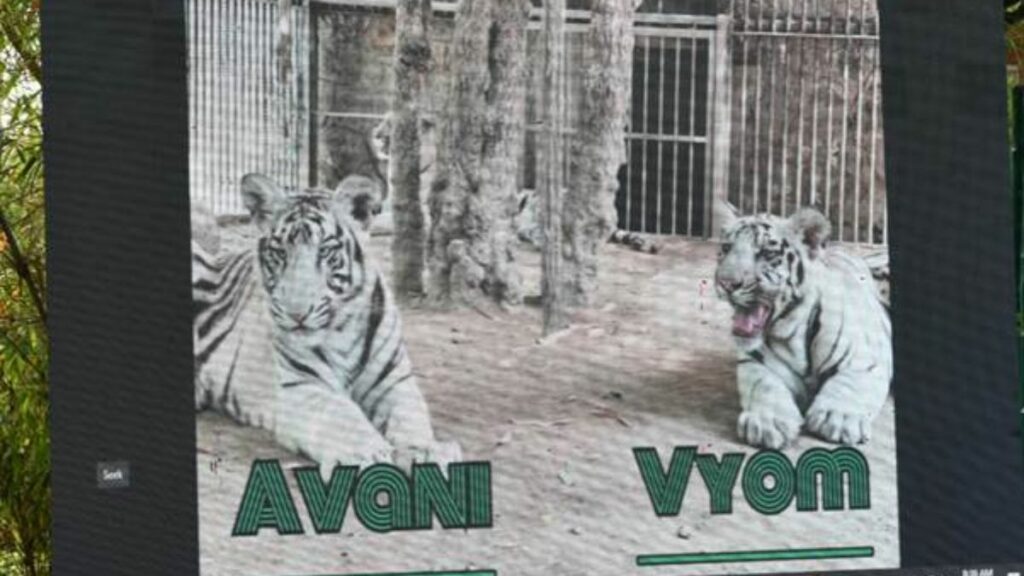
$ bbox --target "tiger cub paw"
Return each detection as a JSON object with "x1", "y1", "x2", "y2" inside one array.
[
  {"x1": 394, "y1": 440, "x2": 463, "y2": 471},
  {"x1": 804, "y1": 405, "x2": 872, "y2": 445},
  {"x1": 316, "y1": 443, "x2": 393, "y2": 480},
  {"x1": 737, "y1": 409, "x2": 801, "y2": 450}
]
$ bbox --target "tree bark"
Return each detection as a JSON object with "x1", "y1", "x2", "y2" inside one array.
[
  {"x1": 540, "y1": 0, "x2": 569, "y2": 335},
  {"x1": 562, "y1": 0, "x2": 640, "y2": 307},
  {"x1": 390, "y1": 0, "x2": 432, "y2": 301},
  {"x1": 427, "y1": 0, "x2": 531, "y2": 308}
]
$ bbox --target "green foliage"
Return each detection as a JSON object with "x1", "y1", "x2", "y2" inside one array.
[{"x1": 0, "y1": 1, "x2": 50, "y2": 575}]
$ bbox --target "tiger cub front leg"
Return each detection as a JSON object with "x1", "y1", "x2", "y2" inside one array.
[
  {"x1": 805, "y1": 369, "x2": 889, "y2": 445},
  {"x1": 274, "y1": 384, "x2": 395, "y2": 471},
  {"x1": 376, "y1": 380, "x2": 462, "y2": 470},
  {"x1": 736, "y1": 360, "x2": 805, "y2": 450}
]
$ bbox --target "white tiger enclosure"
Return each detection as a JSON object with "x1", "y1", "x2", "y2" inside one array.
[{"x1": 186, "y1": 0, "x2": 887, "y2": 246}]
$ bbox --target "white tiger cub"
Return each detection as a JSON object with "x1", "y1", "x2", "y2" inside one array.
[
  {"x1": 714, "y1": 203, "x2": 892, "y2": 449},
  {"x1": 192, "y1": 173, "x2": 461, "y2": 470}
]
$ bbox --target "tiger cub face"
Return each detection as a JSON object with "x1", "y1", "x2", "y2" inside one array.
[
  {"x1": 241, "y1": 173, "x2": 380, "y2": 333},
  {"x1": 714, "y1": 204, "x2": 831, "y2": 348}
]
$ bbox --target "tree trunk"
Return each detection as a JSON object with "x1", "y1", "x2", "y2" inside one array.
[
  {"x1": 390, "y1": 0, "x2": 432, "y2": 301},
  {"x1": 540, "y1": 0, "x2": 569, "y2": 335},
  {"x1": 427, "y1": 0, "x2": 531, "y2": 308},
  {"x1": 562, "y1": 0, "x2": 640, "y2": 306}
]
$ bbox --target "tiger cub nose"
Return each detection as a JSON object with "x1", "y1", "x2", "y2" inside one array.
[
  {"x1": 718, "y1": 278, "x2": 743, "y2": 293},
  {"x1": 288, "y1": 306, "x2": 313, "y2": 325}
]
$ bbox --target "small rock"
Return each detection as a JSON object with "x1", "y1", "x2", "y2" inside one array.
[
  {"x1": 569, "y1": 526, "x2": 583, "y2": 535},
  {"x1": 496, "y1": 431, "x2": 513, "y2": 446},
  {"x1": 677, "y1": 525, "x2": 692, "y2": 539},
  {"x1": 558, "y1": 469, "x2": 574, "y2": 486}
]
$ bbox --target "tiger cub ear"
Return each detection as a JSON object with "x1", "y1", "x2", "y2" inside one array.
[
  {"x1": 334, "y1": 175, "x2": 382, "y2": 231},
  {"x1": 713, "y1": 198, "x2": 740, "y2": 236},
  {"x1": 240, "y1": 173, "x2": 284, "y2": 230},
  {"x1": 788, "y1": 207, "x2": 831, "y2": 259}
]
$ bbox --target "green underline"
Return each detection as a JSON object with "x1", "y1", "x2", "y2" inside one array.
[
  {"x1": 296, "y1": 570, "x2": 496, "y2": 576},
  {"x1": 637, "y1": 546, "x2": 875, "y2": 566}
]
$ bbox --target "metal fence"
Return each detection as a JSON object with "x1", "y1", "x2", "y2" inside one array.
[
  {"x1": 186, "y1": 0, "x2": 885, "y2": 244},
  {"x1": 186, "y1": 0, "x2": 311, "y2": 216},
  {"x1": 727, "y1": 0, "x2": 885, "y2": 245},
  {"x1": 615, "y1": 18, "x2": 721, "y2": 237}
]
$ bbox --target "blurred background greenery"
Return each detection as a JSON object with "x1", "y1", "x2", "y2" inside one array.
[{"x1": 0, "y1": 0, "x2": 48, "y2": 574}]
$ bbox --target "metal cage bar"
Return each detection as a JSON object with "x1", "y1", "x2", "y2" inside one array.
[
  {"x1": 187, "y1": 0, "x2": 310, "y2": 216},
  {"x1": 728, "y1": 0, "x2": 885, "y2": 245}
]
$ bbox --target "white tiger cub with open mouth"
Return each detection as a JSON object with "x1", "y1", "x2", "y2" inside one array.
[
  {"x1": 192, "y1": 173, "x2": 461, "y2": 471},
  {"x1": 713, "y1": 202, "x2": 891, "y2": 449}
]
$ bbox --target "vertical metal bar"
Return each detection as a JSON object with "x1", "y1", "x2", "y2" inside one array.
[
  {"x1": 275, "y1": 0, "x2": 283, "y2": 188},
  {"x1": 268, "y1": 0, "x2": 276, "y2": 187},
  {"x1": 294, "y1": 3, "x2": 301, "y2": 188},
  {"x1": 824, "y1": 0, "x2": 836, "y2": 219},
  {"x1": 291, "y1": 2, "x2": 298, "y2": 188},
  {"x1": 260, "y1": 0, "x2": 267, "y2": 189},
  {"x1": 216, "y1": 0, "x2": 224, "y2": 214},
  {"x1": 794, "y1": 0, "x2": 808, "y2": 210},
  {"x1": 838, "y1": 0, "x2": 852, "y2": 242},
  {"x1": 227, "y1": 0, "x2": 235, "y2": 212},
  {"x1": 852, "y1": 0, "x2": 867, "y2": 243},
  {"x1": 203, "y1": 0, "x2": 211, "y2": 210},
  {"x1": 752, "y1": 4, "x2": 764, "y2": 213},
  {"x1": 809, "y1": 1, "x2": 821, "y2": 207},
  {"x1": 260, "y1": 0, "x2": 268, "y2": 186},
  {"x1": 258, "y1": 0, "x2": 265, "y2": 192},
  {"x1": 626, "y1": 31, "x2": 633, "y2": 231},
  {"x1": 852, "y1": 44, "x2": 865, "y2": 244},
  {"x1": 779, "y1": 0, "x2": 791, "y2": 216},
  {"x1": 672, "y1": 35, "x2": 681, "y2": 234},
  {"x1": 641, "y1": 34, "x2": 651, "y2": 233},
  {"x1": 253, "y1": 0, "x2": 261, "y2": 188},
  {"x1": 205, "y1": 0, "x2": 212, "y2": 212},
  {"x1": 296, "y1": 3, "x2": 303, "y2": 189},
  {"x1": 656, "y1": 35, "x2": 665, "y2": 234},
  {"x1": 308, "y1": 2, "x2": 320, "y2": 188},
  {"x1": 237, "y1": 0, "x2": 245, "y2": 205},
  {"x1": 563, "y1": 19, "x2": 572, "y2": 188},
  {"x1": 704, "y1": 26, "x2": 719, "y2": 238},
  {"x1": 244, "y1": 0, "x2": 252, "y2": 194},
  {"x1": 869, "y1": 50, "x2": 880, "y2": 245},
  {"x1": 737, "y1": 0, "x2": 751, "y2": 213},
  {"x1": 285, "y1": 1, "x2": 292, "y2": 188},
  {"x1": 765, "y1": 0, "x2": 777, "y2": 215},
  {"x1": 261, "y1": 0, "x2": 267, "y2": 189},
  {"x1": 297, "y1": 3, "x2": 303, "y2": 188},
  {"x1": 235, "y1": 0, "x2": 243, "y2": 210},
  {"x1": 186, "y1": 0, "x2": 192, "y2": 200},
  {"x1": 687, "y1": 27, "x2": 697, "y2": 236},
  {"x1": 293, "y1": 1, "x2": 298, "y2": 187},
  {"x1": 188, "y1": 0, "x2": 195, "y2": 203}
]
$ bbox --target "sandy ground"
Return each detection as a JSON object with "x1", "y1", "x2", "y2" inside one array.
[{"x1": 197, "y1": 233, "x2": 899, "y2": 576}]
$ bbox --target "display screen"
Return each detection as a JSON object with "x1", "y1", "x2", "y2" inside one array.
[{"x1": 43, "y1": 1, "x2": 1024, "y2": 576}]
